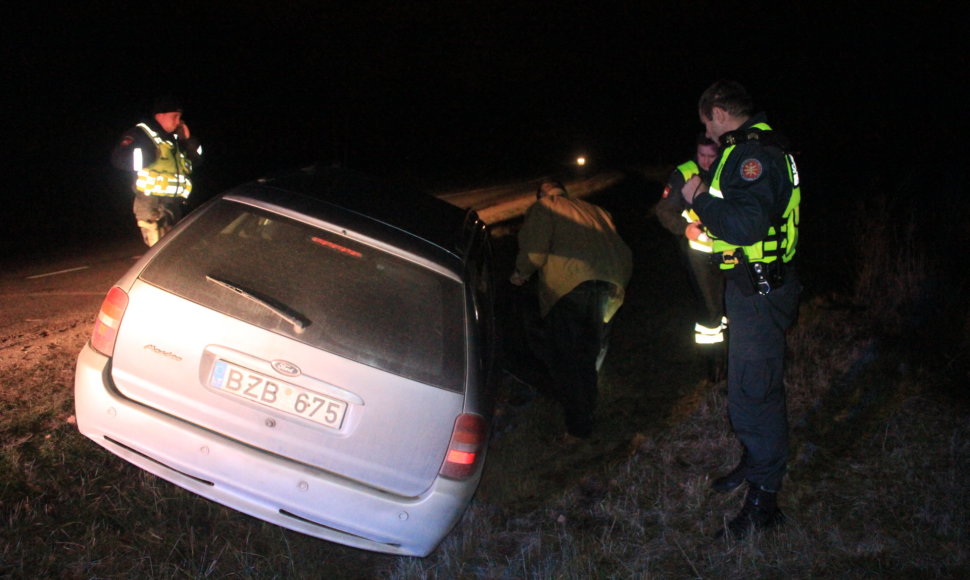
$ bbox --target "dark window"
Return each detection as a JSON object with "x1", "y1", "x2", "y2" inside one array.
[{"x1": 140, "y1": 200, "x2": 466, "y2": 391}]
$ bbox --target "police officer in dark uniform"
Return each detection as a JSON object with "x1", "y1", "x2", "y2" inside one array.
[
  {"x1": 654, "y1": 133, "x2": 726, "y2": 377},
  {"x1": 111, "y1": 95, "x2": 203, "y2": 246},
  {"x1": 681, "y1": 80, "x2": 802, "y2": 538}
]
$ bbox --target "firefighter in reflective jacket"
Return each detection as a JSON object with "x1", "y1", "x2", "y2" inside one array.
[
  {"x1": 682, "y1": 80, "x2": 802, "y2": 539},
  {"x1": 111, "y1": 95, "x2": 202, "y2": 246},
  {"x1": 654, "y1": 133, "x2": 727, "y2": 353}
]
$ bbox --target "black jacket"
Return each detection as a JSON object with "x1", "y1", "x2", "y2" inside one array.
[{"x1": 692, "y1": 112, "x2": 794, "y2": 248}]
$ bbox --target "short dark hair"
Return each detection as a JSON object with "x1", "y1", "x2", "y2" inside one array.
[
  {"x1": 536, "y1": 179, "x2": 566, "y2": 200},
  {"x1": 152, "y1": 94, "x2": 183, "y2": 114},
  {"x1": 698, "y1": 80, "x2": 753, "y2": 120},
  {"x1": 696, "y1": 131, "x2": 717, "y2": 147}
]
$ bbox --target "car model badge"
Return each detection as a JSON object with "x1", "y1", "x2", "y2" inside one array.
[
  {"x1": 143, "y1": 344, "x2": 182, "y2": 361},
  {"x1": 271, "y1": 360, "x2": 301, "y2": 377}
]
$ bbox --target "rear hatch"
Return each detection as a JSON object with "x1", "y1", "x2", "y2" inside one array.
[{"x1": 108, "y1": 196, "x2": 468, "y2": 497}]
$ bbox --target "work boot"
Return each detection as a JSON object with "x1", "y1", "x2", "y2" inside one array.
[
  {"x1": 711, "y1": 447, "x2": 749, "y2": 492},
  {"x1": 717, "y1": 484, "x2": 784, "y2": 539}
]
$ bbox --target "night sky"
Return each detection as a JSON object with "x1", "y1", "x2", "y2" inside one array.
[{"x1": 4, "y1": 2, "x2": 963, "y2": 254}]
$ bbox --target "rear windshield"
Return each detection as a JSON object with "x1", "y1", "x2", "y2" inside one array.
[{"x1": 140, "y1": 200, "x2": 466, "y2": 391}]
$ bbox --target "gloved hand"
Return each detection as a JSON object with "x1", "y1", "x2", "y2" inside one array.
[{"x1": 681, "y1": 175, "x2": 709, "y2": 205}]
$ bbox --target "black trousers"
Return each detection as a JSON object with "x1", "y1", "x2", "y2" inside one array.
[
  {"x1": 682, "y1": 240, "x2": 725, "y2": 330},
  {"x1": 544, "y1": 280, "x2": 615, "y2": 438},
  {"x1": 724, "y1": 272, "x2": 801, "y2": 491}
]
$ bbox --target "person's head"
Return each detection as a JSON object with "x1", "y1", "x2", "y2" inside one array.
[
  {"x1": 697, "y1": 80, "x2": 753, "y2": 142},
  {"x1": 536, "y1": 179, "x2": 567, "y2": 200},
  {"x1": 695, "y1": 132, "x2": 718, "y2": 172},
  {"x1": 152, "y1": 94, "x2": 184, "y2": 133}
]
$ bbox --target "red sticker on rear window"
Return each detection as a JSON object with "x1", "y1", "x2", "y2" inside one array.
[{"x1": 740, "y1": 159, "x2": 763, "y2": 181}]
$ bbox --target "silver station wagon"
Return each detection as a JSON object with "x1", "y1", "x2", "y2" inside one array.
[{"x1": 74, "y1": 166, "x2": 497, "y2": 556}]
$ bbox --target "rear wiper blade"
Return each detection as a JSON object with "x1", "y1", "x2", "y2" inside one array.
[{"x1": 205, "y1": 275, "x2": 311, "y2": 333}]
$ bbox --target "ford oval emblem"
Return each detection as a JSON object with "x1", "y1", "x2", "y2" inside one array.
[{"x1": 271, "y1": 360, "x2": 301, "y2": 377}]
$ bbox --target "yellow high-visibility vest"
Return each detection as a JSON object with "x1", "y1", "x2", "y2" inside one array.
[
  {"x1": 676, "y1": 160, "x2": 714, "y2": 253},
  {"x1": 133, "y1": 123, "x2": 193, "y2": 198}
]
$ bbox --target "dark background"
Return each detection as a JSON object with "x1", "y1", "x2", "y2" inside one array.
[{"x1": 3, "y1": 2, "x2": 964, "y2": 260}]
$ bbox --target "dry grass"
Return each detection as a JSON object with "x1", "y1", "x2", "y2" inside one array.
[
  {"x1": 2, "y1": 190, "x2": 968, "y2": 578},
  {"x1": 388, "y1": 303, "x2": 968, "y2": 579},
  {"x1": 380, "y1": 194, "x2": 970, "y2": 578}
]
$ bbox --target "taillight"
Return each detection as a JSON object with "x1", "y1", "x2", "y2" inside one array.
[
  {"x1": 91, "y1": 287, "x2": 129, "y2": 357},
  {"x1": 439, "y1": 413, "x2": 487, "y2": 480}
]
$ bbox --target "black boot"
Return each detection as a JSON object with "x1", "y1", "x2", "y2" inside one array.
[
  {"x1": 711, "y1": 447, "x2": 749, "y2": 492},
  {"x1": 718, "y1": 484, "x2": 784, "y2": 539}
]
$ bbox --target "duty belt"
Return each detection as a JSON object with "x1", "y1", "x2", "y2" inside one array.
[
  {"x1": 713, "y1": 249, "x2": 785, "y2": 295},
  {"x1": 711, "y1": 250, "x2": 740, "y2": 266}
]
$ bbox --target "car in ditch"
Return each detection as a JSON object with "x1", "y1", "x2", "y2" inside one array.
[{"x1": 74, "y1": 165, "x2": 497, "y2": 557}]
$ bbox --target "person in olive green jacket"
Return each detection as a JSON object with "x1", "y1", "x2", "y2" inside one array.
[{"x1": 510, "y1": 180, "x2": 633, "y2": 441}]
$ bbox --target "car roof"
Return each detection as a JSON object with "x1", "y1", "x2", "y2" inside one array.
[{"x1": 227, "y1": 165, "x2": 482, "y2": 262}]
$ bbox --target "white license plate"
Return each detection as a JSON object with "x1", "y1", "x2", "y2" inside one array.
[{"x1": 210, "y1": 360, "x2": 347, "y2": 429}]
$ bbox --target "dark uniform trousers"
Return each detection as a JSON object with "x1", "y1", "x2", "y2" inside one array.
[
  {"x1": 725, "y1": 270, "x2": 801, "y2": 492},
  {"x1": 544, "y1": 280, "x2": 615, "y2": 438},
  {"x1": 683, "y1": 239, "x2": 725, "y2": 330}
]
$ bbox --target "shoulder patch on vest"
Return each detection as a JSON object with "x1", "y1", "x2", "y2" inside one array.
[
  {"x1": 740, "y1": 158, "x2": 763, "y2": 181},
  {"x1": 662, "y1": 184, "x2": 671, "y2": 199},
  {"x1": 120, "y1": 136, "x2": 134, "y2": 147}
]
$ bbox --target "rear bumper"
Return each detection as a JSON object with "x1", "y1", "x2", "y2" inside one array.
[{"x1": 73, "y1": 342, "x2": 478, "y2": 557}]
